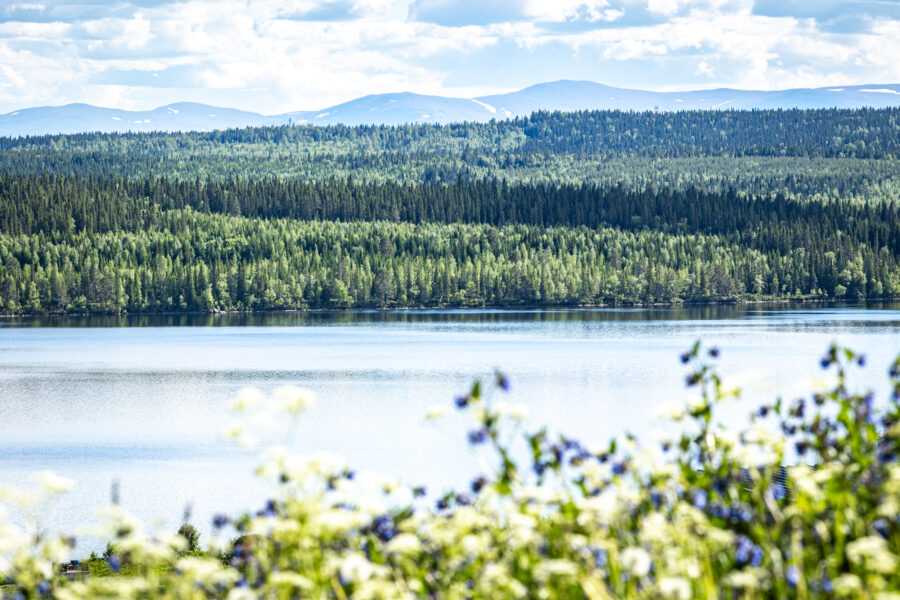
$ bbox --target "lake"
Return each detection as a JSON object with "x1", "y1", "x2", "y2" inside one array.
[{"x1": 1, "y1": 303, "x2": 899, "y2": 552}]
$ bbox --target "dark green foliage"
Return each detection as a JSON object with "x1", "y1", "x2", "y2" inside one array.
[
  {"x1": 86, "y1": 557, "x2": 113, "y2": 577},
  {"x1": 518, "y1": 108, "x2": 900, "y2": 158},
  {"x1": 178, "y1": 524, "x2": 201, "y2": 554},
  {"x1": 4, "y1": 108, "x2": 899, "y2": 158},
  {"x1": 1, "y1": 110, "x2": 898, "y2": 202},
  {"x1": 3, "y1": 173, "x2": 898, "y2": 253}
]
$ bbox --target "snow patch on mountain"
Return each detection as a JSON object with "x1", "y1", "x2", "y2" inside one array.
[{"x1": 470, "y1": 99, "x2": 497, "y2": 114}]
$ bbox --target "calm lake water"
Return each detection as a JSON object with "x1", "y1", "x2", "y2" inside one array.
[{"x1": 1, "y1": 304, "x2": 899, "y2": 551}]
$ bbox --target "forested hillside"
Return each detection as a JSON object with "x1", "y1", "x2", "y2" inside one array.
[
  {"x1": 0, "y1": 109, "x2": 898, "y2": 201},
  {"x1": 5, "y1": 108, "x2": 900, "y2": 157},
  {"x1": 0, "y1": 109, "x2": 898, "y2": 313},
  {"x1": 0, "y1": 173, "x2": 897, "y2": 313}
]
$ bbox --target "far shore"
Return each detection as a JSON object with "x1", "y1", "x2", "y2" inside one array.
[{"x1": 1, "y1": 297, "x2": 898, "y2": 320}]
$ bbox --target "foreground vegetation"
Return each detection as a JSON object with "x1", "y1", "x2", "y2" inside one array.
[{"x1": 1, "y1": 343, "x2": 899, "y2": 598}]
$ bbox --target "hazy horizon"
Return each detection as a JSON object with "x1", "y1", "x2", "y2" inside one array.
[{"x1": 7, "y1": 79, "x2": 900, "y2": 115}]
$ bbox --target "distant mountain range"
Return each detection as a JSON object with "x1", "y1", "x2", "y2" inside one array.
[{"x1": 3, "y1": 80, "x2": 900, "y2": 137}]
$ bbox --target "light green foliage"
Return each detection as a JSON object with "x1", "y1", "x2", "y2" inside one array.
[
  {"x1": 3, "y1": 211, "x2": 896, "y2": 314},
  {"x1": 1, "y1": 345, "x2": 900, "y2": 598}
]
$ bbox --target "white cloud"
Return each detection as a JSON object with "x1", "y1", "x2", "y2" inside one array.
[
  {"x1": 602, "y1": 39, "x2": 668, "y2": 60},
  {"x1": 9, "y1": 3, "x2": 46, "y2": 10},
  {"x1": 524, "y1": 0, "x2": 623, "y2": 22},
  {"x1": 647, "y1": 0, "x2": 679, "y2": 15},
  {"x1": 0, "y1": 0, "x2": 898, "y2": 113}
]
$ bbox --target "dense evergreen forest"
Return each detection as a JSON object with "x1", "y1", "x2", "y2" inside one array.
[
  {"x1": 0, "y1": 108, "x2": 898, "y2": 313},
  {"x1": 5, "y1": 108, "x2": 900, "y2": 157},
  {"x1": 1, "y1": 109, "x2": 898, "y2": 201},
  {"x1": 0, "y1": 173, "x2": 897, "y2": 313}
]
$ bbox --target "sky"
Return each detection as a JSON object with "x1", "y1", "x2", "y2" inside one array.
[{"x1": 1, "y1": 0, "x2": 899, "y2": 114}]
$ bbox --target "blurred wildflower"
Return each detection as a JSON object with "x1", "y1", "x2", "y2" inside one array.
[
  {"x1": 620, "y1": 547, "x2": 651, "y2": 577},
  {"x1": 425, "y1": 404, "x2": 447, "y2": 419}
]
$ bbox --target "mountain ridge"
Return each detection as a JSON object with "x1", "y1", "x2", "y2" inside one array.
[{"x1": 3, "y1": 80, "x2": 900, "y2": 137}]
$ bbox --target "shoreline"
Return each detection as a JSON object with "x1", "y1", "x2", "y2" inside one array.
[{"x1": 1, "y1": 297, "x2": 898, "y2": 319}]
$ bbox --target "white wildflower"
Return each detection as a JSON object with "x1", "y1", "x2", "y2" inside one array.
[
  {"x1": 567, "y1": 534, "x2": 588, "y2": 551},
  {"x1": 686, "y1": 396, "x2": 708, "y2": 414},
  {"x1": 788, "y1": 376, "x2": 831, "y2": 396},
  {"x1": 425, "y1": 404, "x2": 447, "y2": 419},
  {"x1": 227, "y1": 588, "x2": 258, "y2": 600},
  {"x1": 92, "y1": 505, "x2": 145, "y2": 542},
  {"x1": 273, "y1": 385, "x2": 315, "y2": 414},
  {"x1": 725, "y1": 569, "x2": 762, "y2": 589},
  {"x1": 269, "y1": 572, "x2": 313, "y2": 589},
  {"x1": 175, "y1": 556, "x2": 238, "y2": 586},
  {"x1": 878, "y1": 498, "x2": 899, "y2": 519},
  {"x1": 580, "y1": 490, "x2": 620, "y2": 524},
  {"x1": 507, "y1": 511, "x2": 538, "y2": 546},
  {"x1": 640, "y1": 512, "x2": 670, "y2": 544},
  {"x1": 41, "y1": 536, "x2": 72, "y2": 563},
  {"x1": 460, "y1": 533, "x2": 490, "y2": 557},
  {"x1": 55, "y1": 583, "x2": 89, "y2": 600},
  {"x1": 221, "y1": 421, "x2": 257, "y2": 448},
  {"x1": 299, "y1": 451, "x2": 347, "y2": 478},
  {"x1": 481, "y1": 562, "x2": 508, "y2": 582},
  {"x1": 833, "y1": 574, "x2": 862, "y2": 595},
  {"x1": 720, "y1": 368, "x2": 772, "y2": 396},
  {"x1": 339, "y1": 553, "x2": 377, "y2": 583},
  {"x1": 733, "y1": 442, "x2": 778, "y2": 468},
  {"x1": 678, "y1": 558, "x2": 702, "y2": 579},
  {"x1": 230, "y1": 387, "x2": 265, "y2": 412},
  {"x1": 581, "y1": 461, "x2": 613, "y2": 488},
  {"x1": 534, "y1": 559, "x2": 579, "y2": 580},
  {"x1": 34, "y1": 470, "x2": 73, "y2": 494},
  {"x1": 385, "y1": 533, "x2": 422, "y2": 555},
  {"x1": 653, "y1": 401, "x2": 685, "y2": 421},
  {"x1": 707, "y1": 526, "x2": 736, "y2": 547},
  {"x1": 155, "y1": 531, "x2": 187, "y2": 553},
  {"x1": 716, "y1": 429, "x2": 739, "y2": 449},
  {"x1": 91, "y1": 577, "x2": 149, "y2": 597},
  {"x1": 846, "y1": 536, "x2": 899, "y2": 573},
  {"x1": 508, "y1": 402, "x2": 530, "y2": 420},
  {"x1": 789, "y1": 466, "x2": 824, "y2": 502},
  {"x1": 620, "y1": 547, "x2": 651, "y2": 577},
  {"x1": 659, "y1": 577, "x2": 692, "y2": 600},
  {"x1": 250, "y1": 516, "x2": 299, "y2": 537},
  {"x1": 312, "y1": 509, "x2": 366, "y2": 534},
  {"x1": 471, "y1": 404, "x2": 488, "y2": 424}
]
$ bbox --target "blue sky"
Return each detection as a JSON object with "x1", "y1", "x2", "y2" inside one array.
[{"x1": 1, "y1": 0, "x2": 899, "y2": 113}]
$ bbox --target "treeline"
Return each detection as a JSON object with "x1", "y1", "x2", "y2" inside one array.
[
  {"x1": 519, "y1": 109, "x2": 900, "y2": 158},
  {"x1": 4, "y1": 108, "x2": 899, "y2": 158},
  {"x1": 2, "y1": 210, "x2": 896, "y2": 315},
  {"x1": 2, "y1": 173, "x2": 897, "y2": 257}
]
